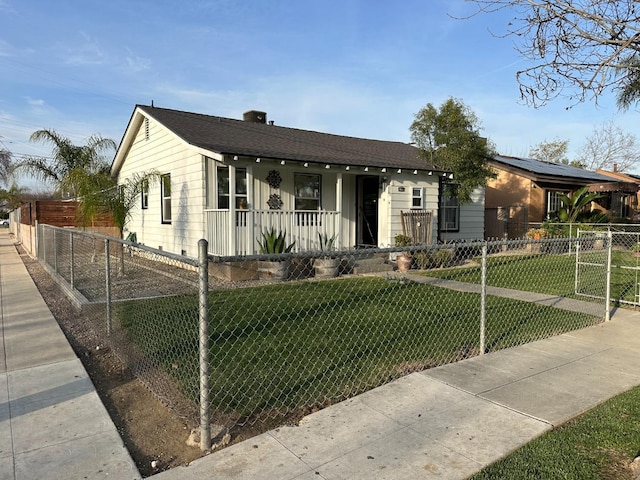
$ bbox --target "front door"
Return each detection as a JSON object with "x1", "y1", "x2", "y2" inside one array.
[{"x1": 357, "y1": 176, "x2": 379, "y2": 246}]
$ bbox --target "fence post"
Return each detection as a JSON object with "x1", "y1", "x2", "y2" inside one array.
[
  {"x1": 480, "y1": 243, "x2": 487, "y2": 355},
  {"x1": 53, "y1": 228, "x2": 58, "y2": 273},
  {"x1": 604, "y1": 230, "x2": 612, "y2": 322},
  {"x1": 105, "y1": 239, "x2": 112, "y2": 335},
  {"x1": 70, "y1": 232, "x2": 75, "y2": 290},
  {"x1": 198, "y1": 239, "x2": 211, "y2": 451}
]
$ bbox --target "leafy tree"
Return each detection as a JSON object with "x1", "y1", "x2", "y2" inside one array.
[
  {"x1": 465, "y1": 1, "x2": 640, "y2": 107},
  {"x1": 410, "y1": 98, "x2": 496, "y2": 202},
  {"x1": 529, "y1": 139, "x2": 570, "y2": 164},
  {"x1": 529, "y1": 139, "x2": 585, "y2": 168},
  {"x1": 575, "y1": 121, "x2": 640, "y2": 172},
  {"x1": 16, "y1": 129, "x2": 115, "y2": 198}
]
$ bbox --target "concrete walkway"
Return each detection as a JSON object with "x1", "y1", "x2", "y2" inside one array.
[
  {"x1": 0, "y1": 231, "x2": 140, "y2": 479},
  {"x1": 3, "y1": 227, "x2": 640, "y2": 479}
]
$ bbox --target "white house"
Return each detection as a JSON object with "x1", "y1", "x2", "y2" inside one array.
[{"x1": 110, "y1": 105, "x2": 484, "y2": 257}]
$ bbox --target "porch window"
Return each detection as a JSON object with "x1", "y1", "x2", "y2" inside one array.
[
  {"x1": 295, "y1": 173, "x2": 321, "y2": 226},
  {"x1": 411, "y1": 187, "x2": 424, "y2": 209},
  {"x1": 294, "y1": 174, "x2": 321, "y2": 210},
  {"x1": 217, "y1": 167, "x2": 247, "y2": 209},
  {"x1": 439, "y1": 183, "x2": 459, "y2": 232},
  {"x1": 161, "y1": 174, "x2": 171, "y2": 224}
]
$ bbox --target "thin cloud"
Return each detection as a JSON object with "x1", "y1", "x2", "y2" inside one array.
[{"x1": 60, "y1": 32, "x2": 107, "y2": 66}]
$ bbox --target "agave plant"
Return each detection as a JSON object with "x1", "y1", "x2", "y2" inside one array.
[
  {"x1": 258, "y1": 227, "x2": 295, "y2": 254},
  {"x1": 318, "y1": 232, "x2": 337, "y2": 252}
]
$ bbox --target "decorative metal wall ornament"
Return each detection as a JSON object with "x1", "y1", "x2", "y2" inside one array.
[
  {"x1": 267, "y1": 193, "x2": 283, "y2": 210},
  {"x1": 266, "y1": 170, "x2": 282, "y2": 189}
]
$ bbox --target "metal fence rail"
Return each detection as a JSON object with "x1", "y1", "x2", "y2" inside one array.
[{"x1": 35, "y1": 224, "x2": 609, "y2": 450}]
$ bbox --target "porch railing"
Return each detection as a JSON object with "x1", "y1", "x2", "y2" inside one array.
[{"x1": 205, "y1": 209, "x2": 341, "y2": 256}]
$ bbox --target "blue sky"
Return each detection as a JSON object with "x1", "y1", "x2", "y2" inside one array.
[{"x1": 1, "y1": 0, "x2": 638, "y2": 189}]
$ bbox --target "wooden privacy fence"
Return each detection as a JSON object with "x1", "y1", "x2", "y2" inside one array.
[{"x1": 400, "y1": 210, "x2": 433, "y2": 244}]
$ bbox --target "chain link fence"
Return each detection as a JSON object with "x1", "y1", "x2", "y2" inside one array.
[{"x1": 36, "y1": 224, "x2": 610, "y2": 450}]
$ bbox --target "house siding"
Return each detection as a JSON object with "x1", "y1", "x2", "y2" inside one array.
[
  {"x1": 440, "y1": 187, "x2": 485, "y2": 242},
  {"x1": 118, "y1": 116, "x2": 206, "y2": 257},
  {"x1": 382, "y1": 176, "x2": 440, "y2": 246}
]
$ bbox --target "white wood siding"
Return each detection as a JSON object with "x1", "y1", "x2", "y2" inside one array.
[
  {"x1": 440, "y1": 187, "x2": 485, "y2": 243},
  {"x1": 382, "y1": 176, "x2": 440, "y2": 246},
  {"x1": 117, "y1": 117, "x2": 206, "y2": 258}
]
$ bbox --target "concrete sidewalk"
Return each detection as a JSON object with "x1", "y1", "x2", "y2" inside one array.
[
  {"x1": 4, "y1": 226, "x2": 640, "y2": 479},
  {"x1": 0, "y1": 231, "x2": 140, "y2": 479}
]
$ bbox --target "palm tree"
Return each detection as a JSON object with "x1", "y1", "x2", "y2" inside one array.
[
  {"x1": 557, "y1": 186, "x2": 607, "y2": 223},
  {"x1": 0, "y1": 183, "x2": 30, "y2": 210},
  {"x1": 17, "y1": 129, "x2": 115, "y2": 198}
]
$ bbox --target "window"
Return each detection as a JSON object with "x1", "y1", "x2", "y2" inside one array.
[
  {"x1": 141, "y1": 178, "x2": 149, "y2": 209},
  {"x1": 161, "y1": 174, "x2": 171, "y2": 223},
  {"x1": 294, "y1": 174, "x2": 321, "y2": 210},
  {"x1": 440, "y1": 182, "x2": 460, "y2": 232},
  {"x1": 547, "y1": 191, "x2": 566, "y2": 217},
  {"x1": 411, "y1": 187, "x2": 424, "y2": 209},
  {"x1": 217, "y1": 167, "x2": 247, "y2": 209}
]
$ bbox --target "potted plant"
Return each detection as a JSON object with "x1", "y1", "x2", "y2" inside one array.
[
  {"x1": 257, "y1": 227, "x2": 295, "y2": 280},
  {"x1": 525, "y1": 228, "x2": 546, "y2": 253},
  {"x1": 394, "y1": 234, "x2": 413, "y2": 272},
  {"x1": 314, "y1": 233, "x2": 340, "y2": 278}
]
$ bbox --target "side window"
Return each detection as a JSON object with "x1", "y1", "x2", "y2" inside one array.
[
  {"x1": 411, "y1": 187, "x2": 424, "y2": 209},
  {"x1": 141, "y1": 178, "x2": 149, "y2": 209},
  {"x1": 440, "y1": 182, "x2": 460, "y2": 232},
  {"x1": 161, "y1": 174, "x2": 171, "y2": 224}
]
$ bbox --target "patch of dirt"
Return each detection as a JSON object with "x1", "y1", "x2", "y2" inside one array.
[{"x1": 16, "y1": 244, "x2": 205, "y2": 477}]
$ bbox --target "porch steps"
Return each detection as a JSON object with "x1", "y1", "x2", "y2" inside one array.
[{"x1": 351, "y1": 253, "x2": 394, "y2": 275}]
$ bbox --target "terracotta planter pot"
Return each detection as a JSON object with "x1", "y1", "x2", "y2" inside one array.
[{"x1": 396, "y1": 254, "x2": 413, "y2": 272}]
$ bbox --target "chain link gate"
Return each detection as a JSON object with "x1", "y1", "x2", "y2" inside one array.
[{"x1": 576, "y1": 229, "x2": 640, "y2": 309}]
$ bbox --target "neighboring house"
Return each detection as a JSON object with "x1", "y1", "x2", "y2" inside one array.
[
  {"x1": 596, "y1": 167, "x2": 640, "y2": 220},
  {"x1": 486, "y1": 155, "x2": 638, "y2": 239},
  {"x1": 110, "y1": 105, "x2": 485, "y2": 257}
]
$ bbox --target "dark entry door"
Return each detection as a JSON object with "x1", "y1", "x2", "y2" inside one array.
[{"x1": 357, "y1": 176, "x2": 379, "y2": 246}]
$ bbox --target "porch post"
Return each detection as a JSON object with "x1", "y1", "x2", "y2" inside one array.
[
  {"x1": 228, "y1": 164, "x2": 236, "y2": 256},
  {"x1": 246, "y1": 165, "x2": 254, "y2": 255},
  {"x1": 336, "y1": 172, "x2": 343, "y2": 248}
]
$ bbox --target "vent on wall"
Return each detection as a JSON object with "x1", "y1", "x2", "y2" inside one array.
[{"x1": 144, "y1": 118, "x2": 150, "y2": 140}]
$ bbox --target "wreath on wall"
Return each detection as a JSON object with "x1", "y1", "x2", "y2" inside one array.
[
  {"x1": 267, "y1": 193, "x2": 283, "y2": 210},
  {"x1": 266, "y1": 170, "x2": 282, "y2": 189}
]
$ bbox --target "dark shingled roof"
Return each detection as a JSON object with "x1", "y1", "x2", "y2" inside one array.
[
  {"x1": 491, "y1": 155, "x2": 614, "y2": 183},
  {"x1": 137, "y1": 105, "x2": 441, "y2": 171}
]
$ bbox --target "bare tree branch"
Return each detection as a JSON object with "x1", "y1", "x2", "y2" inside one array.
[{"x1": 464, "y1": 0, "x2": 640, "y2": 107}]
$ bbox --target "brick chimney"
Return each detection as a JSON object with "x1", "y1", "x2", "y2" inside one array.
[{"x1": 243, "y1": 110, "x2": 267, "y2": 124}]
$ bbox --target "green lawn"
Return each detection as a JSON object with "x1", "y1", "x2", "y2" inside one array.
[
  {"x1": 114, "y1": 275, "x2": 599, "y2": 421},
  {"x1": 422, "y1": 250, "x2": 640, "y2": 305},
  {"x1": 470, "y1": 385, "x2": 640, "y2": 480}
]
